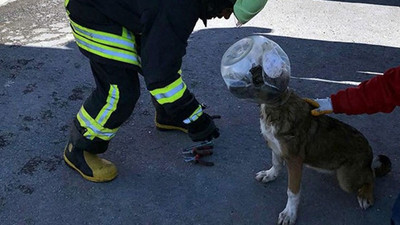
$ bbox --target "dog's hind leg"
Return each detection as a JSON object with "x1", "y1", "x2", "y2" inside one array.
[
  {"x1": 278, "y1": 156, "x2": 303, "y2": 225},
  {"x1": 357, "y1": 182, "x2": 374, "y2": 210},
  {"x1": 337, "y1": 165, "x2": 374, "y2": 209},
  {"x1": 256, "y1": 151, "x2": 283, "y2": 183}
]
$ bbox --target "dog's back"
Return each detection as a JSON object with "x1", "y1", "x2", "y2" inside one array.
[{"x1": 260, "y1": 90, "x2": 391, "y2": 193}]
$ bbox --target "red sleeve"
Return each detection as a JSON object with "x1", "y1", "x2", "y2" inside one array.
[{"x1": 330, "y1": 66, "x2": 400, "y2": 115}]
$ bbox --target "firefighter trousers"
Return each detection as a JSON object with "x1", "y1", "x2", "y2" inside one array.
[
  {"x1": 65, "y1": 0, "x2": 143, "y2": 154},
  {"x1": 69, "y1": 61, "x2": 141, "y2": 154}
]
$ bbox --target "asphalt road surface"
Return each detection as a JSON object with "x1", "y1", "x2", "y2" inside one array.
[{"x1": 1, "y1": 0, "x2": 399, "y2": 225}]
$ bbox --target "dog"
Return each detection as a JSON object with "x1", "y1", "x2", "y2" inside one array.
[{"x1": 250, "y1": 69, "x2": 391, "y2": 225}]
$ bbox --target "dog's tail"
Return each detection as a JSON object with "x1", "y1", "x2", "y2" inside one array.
[{"x1": 372, "y1": 155, "x2": 391, "y2": 177}]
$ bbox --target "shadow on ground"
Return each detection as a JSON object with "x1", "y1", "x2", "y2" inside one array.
[
  {"x1": 0, "y1": 26, "x2": 399, "y2": 225},
  {"x1": 324, "y1": 0, "x2": 400, "y2": 7}
]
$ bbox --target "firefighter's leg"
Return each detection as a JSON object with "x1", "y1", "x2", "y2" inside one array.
[
  {"x1": 152, "y1": 97, "x2": 188, "y2": 133},
  {"x1": 64, "y1": 61, "x2": 140, "y2": 182},
  {"x1": 150, "y1": 68, "x2": 189, "y2": 133}
]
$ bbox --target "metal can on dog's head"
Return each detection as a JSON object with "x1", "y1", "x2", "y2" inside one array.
[{"x1": 220, "y1": 35, "x2": 290, "y2": 103}]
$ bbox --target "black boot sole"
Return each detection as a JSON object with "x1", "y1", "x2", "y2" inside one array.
[{"x1": 155, "y1": 121, "x2": 188, "y2": 133}]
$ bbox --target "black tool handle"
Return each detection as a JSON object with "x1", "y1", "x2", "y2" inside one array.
[
  {"x1": 195, "y1": 149, "x2": 213, "y2": 156},
  {"x1": 197, "y1": 160, "x2": 214, "y2": 166}
]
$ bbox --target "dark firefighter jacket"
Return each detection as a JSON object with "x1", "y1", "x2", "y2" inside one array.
[{"x1": 66, "y1": 0, "x2": 233, "y2": 122}]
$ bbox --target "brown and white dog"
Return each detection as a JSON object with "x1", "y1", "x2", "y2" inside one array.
[{"x1": 254, "y1": 89, "x2": 391, "y2": 225}]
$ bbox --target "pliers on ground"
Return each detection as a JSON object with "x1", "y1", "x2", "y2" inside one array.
[{"x1": 182, "y1": 141, "x2": 214, "y2": 166}]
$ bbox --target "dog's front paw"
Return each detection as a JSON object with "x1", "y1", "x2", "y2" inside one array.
[
  {"x1": 278, "y1": 208, "x2": 297, "y2": 225},
  {"x1": 255, "y1": 168, "x2": 278, "y2": 183}
]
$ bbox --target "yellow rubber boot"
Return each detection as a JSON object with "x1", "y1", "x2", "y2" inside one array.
[{"x1": 63, "y1": 143, "x2": 118, "y2": 182}]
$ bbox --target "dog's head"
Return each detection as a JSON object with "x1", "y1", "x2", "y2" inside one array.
[
  {"x1": 228, "y1": 65, "x2": 290, "y2": 105},
  {"x1": 221, "y1": 36, "x2": 291, "y2": 104}
]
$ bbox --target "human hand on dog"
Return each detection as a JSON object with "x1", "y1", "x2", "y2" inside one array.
[{"x1": 304, "y1": 97, "x2": 333, "y2": 116}]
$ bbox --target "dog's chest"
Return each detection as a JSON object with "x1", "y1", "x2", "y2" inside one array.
[{"x1": 260, "y1": 118, "x2": 283, "y2": 156}]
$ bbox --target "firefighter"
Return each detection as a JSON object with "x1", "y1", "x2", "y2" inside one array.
[{"x1": 63, "y1": 0, "x2": 268, "y2": 182}]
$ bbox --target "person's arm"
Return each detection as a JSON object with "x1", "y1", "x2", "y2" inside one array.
[
  {"x1": 331, "y1": 66, "x2": 400, "y2": 115},
  {"x1": 305, "y1": 66, "x2": 400, "y2": 115}
]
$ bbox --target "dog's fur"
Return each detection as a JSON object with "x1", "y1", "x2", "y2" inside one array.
[{"x1": 255, "y1": 89, "x2": 391, "y2": 225}]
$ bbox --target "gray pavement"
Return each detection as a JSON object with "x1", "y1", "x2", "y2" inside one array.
[{"x1": 0, "y1": 0, "x2": 399, "y2": 225}]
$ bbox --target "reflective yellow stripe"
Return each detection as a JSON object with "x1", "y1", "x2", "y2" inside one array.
[
  {"x1": 64, "y1": 0, "x2": 70, "y2": 15},
  {"x1": 68, "y1": 19, "x2": 141, "y2": 66},
  {"x1": 149, "y1": 77, "x2": 184, "y2": 95},
  {"x1": 149, "y1": 77, "x2": 187, "y2": 104},
  {"x1": 95, "y1": 85, "x2": 120, "y2": 126},
  {"x1": 183, "y1": 105, "x2": 203, "y2": 124},
  {"x1": 70, "y1": 20, "x2": 137, "y2": 52},
  {"x1": 72, "y1": 32, "x2": 141, "y2": 66},
  {"x1": 122, "y1": 27, "x2": 133, "y2": 39},
  {"x1": 122, "y1": 27, "x2": 129, "y2": 38},
  {"x1": 76, "y1": 106, "x2": 119, "y2": 141}
]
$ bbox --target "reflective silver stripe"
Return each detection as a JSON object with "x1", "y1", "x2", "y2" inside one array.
[
  {"x1": 78, "y1": 111, "x2": 116, "y2": 139},
  {"x1": 72, "y1": 24, "x2": 135, "y2": 50},
  {"x1": 153, "y1": 82, "x2": 185, "y2": 100},
  {"x1": 75, "y1": 38, "x2": 139, "y2": 63},
  {"x1": 183, "y1": 106, "x2": 203, "y2": 124},
  {"x1": 97, "y1": 85, "x2": 118, "y2": 125},
  {"x1": 126, "y1": 31, "x2": 132, "y2": 39}
]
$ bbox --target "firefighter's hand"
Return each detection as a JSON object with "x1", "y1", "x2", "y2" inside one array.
[
  {"x1": 188, "y1": 113, "x2": 220, "y2": 142},
  {"x1": 303, "y1": 97, "x2": 333, "y2": 116}
]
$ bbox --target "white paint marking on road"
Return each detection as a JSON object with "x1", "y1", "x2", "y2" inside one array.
[
  {"x1": 291, "y1": 76, "x2": 361, "y2": 86},
  {"x1": 0, "y1": 0, "x2": 17, "y2": 7},
  {"x1": 356, "y1": 71, "x2": 384, "y2": 76}
]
